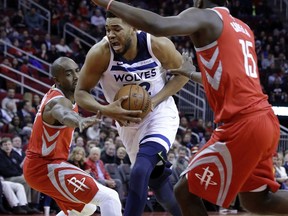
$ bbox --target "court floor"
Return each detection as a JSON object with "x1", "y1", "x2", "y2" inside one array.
[{"x1": 0, "y1": 212, "x2": 263, "y2": 216}]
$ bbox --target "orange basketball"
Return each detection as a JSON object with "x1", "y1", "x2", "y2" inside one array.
[{"x1": 114, "y1": 84, "x2": 151, "y2": 118}]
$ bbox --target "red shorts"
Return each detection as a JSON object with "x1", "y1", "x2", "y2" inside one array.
[
  {"x1": 184, "y1": 109, "x2": 280, "y2": 208},
  {"x1": 23, "y1": 159, "x2": 99, "y2": 214}
]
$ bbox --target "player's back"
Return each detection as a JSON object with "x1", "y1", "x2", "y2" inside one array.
[
  {"x1": 196, "y1": 7, "x2": 270, "y2": 123},
  {"x1": 26, "y1": 87, "x2": 77, "y2": 161}
]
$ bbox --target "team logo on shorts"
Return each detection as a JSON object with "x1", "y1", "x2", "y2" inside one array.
[
  {"x1": 67, "y1": 177, "x2": 90, "y2": 193},
  {"x1": 195, "y1": 166, "x2": 217, "y2": 190}
]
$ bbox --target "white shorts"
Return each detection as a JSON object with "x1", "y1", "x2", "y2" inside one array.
[{"x1": 116, "y1": 97, "x2": 179, "y2": 164}]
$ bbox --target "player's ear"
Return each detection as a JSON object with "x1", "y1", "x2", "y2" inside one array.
[{"x1": 52, "y1": 76, "x2": 59, "y2": 85}]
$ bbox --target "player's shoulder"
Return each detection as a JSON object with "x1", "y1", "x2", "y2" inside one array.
[
  {"x1": 46, "y1": 96, "x2": 72, "y2": 111},
  {"x1": 88, "y1": 37, "x2": 111, "y2": 57},
  {"x1": 150, "y1": 34, "x2": 174, "y2": 51}
]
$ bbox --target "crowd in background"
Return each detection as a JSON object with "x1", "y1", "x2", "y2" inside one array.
[{"x1": 0, "y1": 0, "x2": 288, "y2": 214}]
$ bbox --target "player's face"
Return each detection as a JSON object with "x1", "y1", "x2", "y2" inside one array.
[
  {"x1": 105, "y1": 17, "x2": 134, "y2": 55},
  {"x1": 57, "y1": 60, "x2": 79, "y2": 93}
]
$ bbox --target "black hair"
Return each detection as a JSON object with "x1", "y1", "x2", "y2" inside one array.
[
  {"x1": 106, "y1": 11, "x2": 117, "y2": 18},
  {"x1": 51, "y1": 57, "x2": 70, "y2": 77}
]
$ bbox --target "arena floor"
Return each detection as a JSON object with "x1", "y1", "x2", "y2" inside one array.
[{"x1": 0, "y1": 212, "x2": 260, "y2": 216}]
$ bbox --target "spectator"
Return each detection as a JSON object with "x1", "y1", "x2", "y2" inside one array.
[
  {"x1": 8, "y1": 39, "x2": 24, "y2": 59},
  {"x1": 0, "y1": 181, "x2": 11, "y2": 214},
  {"x1": 174, "y1": 146, "x2": 189, "y2": 175},
  {"x1": 31, "y1": 94, "x2": 41, "y2": 112},
  {"x1": 101, "y1": 142, "x2": 116, "y2": 164},
  {"x1": 0, "y1": 103, "x2": 13, "y2": 129},
  {"x1": 31, "y1": 34, "x2": 42, "y2": 51},
  {"x1": 167, "y1": 150, "x2": 177, "y2": 168},
  {"x1": 0, "y1": 30, "x2": 12, "y2": 47},
  {"x1": 11, "y1": 136, "x2": 25, "y2": 159},
  {"x1": 22, "y1": 39, "x2": 37, "y2": 55},
  {"x1": 115, "y1": 147, "x2": 131, "y2": 165},
  {"x1": 18, "y1": 30, "x2": 32, "y2": 45},
  {"x1": 274, "y1": 153, "x2": 288, "y2": 190},
  {"x1": 85, "y1": 147, "x2": 124, "y2": 202},
  {"x1": 37, "y1": 43, "x2": 49, "y2": 61},
  {"x1": 85, "y1": 139, "x2": 99, "y2": 156},
  {"x1": 67, "y1": 146, "x2": 87, "y2": 171},
  {"x1": 8, "y1": 115, "x2": 23, "y2": 135},
  {"x1": 86, "y1": 122, "x2": 101, "y2": 140},
  {"x1": 114, "y1": 135, "x2": 124, "y2": 149},
  {"x1": 11, "y1": 58, "x2": 21, "y2": 71},
  {"x1": 191, "y1": 118, "x2": 206, "y2": 140},
  {"x1": 47, "y1": 45, "x2": 60, "y2": 63},
  {"x1": 1, "y1": 88, "x2": 19, "y2": 113},
  {"x1": 24, "y1": 8, "x2": 44, "y2": 32},
  {"x1": 55, "y1": 38, "x2": 73, "y2": 56},
  {"x1": 1, "y1": 177, "x2": 37, "y2": 214},
  {"x1": 11, "y1": 9, "x2": 26, "y2": 28},
  {"x1": 102, "y1": 116, "x2": 114, "y2": 130},
  {"x1": 17, "y1": 100, "x2": 35, "y2": 124},
  {"x1": 0, "y1": 138, "x2": 40, "y2": 213},
  {"x1": 43, "y1": 34, "x2": 52, "y2": 51},
  {"x1": 90, "y1": 9, "x2": 106, "y2": 28},
  {"x1": 181, "y1": 132, "x2": 193, "y2": 149}
]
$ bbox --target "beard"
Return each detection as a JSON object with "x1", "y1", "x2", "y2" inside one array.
[{"x1": 117, "y1": 37, "x2": 132, "y2": 56}]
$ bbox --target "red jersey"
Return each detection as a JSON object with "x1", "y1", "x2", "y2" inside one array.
[
  {"x1": 26, "y1": 86, "x2": 78, "y2": 160},
  {"x1": 196, "y1": 7, "x2": 270, "y2": 123}
]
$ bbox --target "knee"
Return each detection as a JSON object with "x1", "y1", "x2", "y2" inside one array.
[
  {"x1": 68, "y1": 204, "x2": 96, "y2": 216},
  {"x1": 129, "y1": 164, "x2": 150, "y2": 187},
  {"x1": 239, "y1": 192, "x2": 268, "y2": 214},
  {"x1": 110, "y1": 192, "x2": 122, "y2": 208},
  {"x1": 108, "y1": 188, "x2": 121, "y2": 203},
  {"x1": 240, "y1": 200, "x2": 258, "y2": 213},
  {"x1": 174, "y1": 178, "x2": 187, "y2": 201},
  {"x1": 174, "y1": 181, "x2": 182, "y2": 200}
]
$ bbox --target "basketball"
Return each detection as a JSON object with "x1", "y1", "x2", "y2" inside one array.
[{"x1": 114, "y1": 84, "x2": 151, "y2": 118}]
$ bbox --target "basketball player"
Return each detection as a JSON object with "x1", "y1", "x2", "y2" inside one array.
[
  {"x1": 74, "y1": 11, "x2": 189, "y2": 216},
  {"x1": 23, "y1": 57, "x2": 122, "y2": 216},
  {"x1": 89, "y1": 0, "x2": 288, "y2": 215}
]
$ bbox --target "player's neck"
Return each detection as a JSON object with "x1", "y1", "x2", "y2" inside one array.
[
  {"x1": 122, "y1": 34, "x2": 138, "y2": 61},
  {"x1": 59, "y1": 87, "x2": 75, "y2": 103}
]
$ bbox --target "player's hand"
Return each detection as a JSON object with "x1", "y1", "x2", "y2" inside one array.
[
  {"x1": 102, "y1": 96, "x2": 142, "y2": 125},
  {"x1": 78, "y1": 111, "x2": 101, "y2": 132},
  {"x1": 169, "y1": 52, "x2": 196, "y2": 79}
]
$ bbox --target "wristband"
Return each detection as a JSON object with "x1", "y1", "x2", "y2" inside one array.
[{"x1": 106, "y1": 0, "x2": 114, "y2": 10}]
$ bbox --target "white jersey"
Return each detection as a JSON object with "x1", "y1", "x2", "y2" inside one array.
[{"x1": 99, "y1": 31, "x2": 179, "y2": 164}]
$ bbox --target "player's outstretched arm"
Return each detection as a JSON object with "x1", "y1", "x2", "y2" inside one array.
[
  {"x1": 75, "y1": 39, "x2": 142, "y2": 124},
  {"x1": 46, "y1": 97, "x2": 101, "y2": 132},
  {"x1": 90, "y1": 0, "x2": 209, "y2": 37},
  {"x1": 169, "y1": 52, "x2": 202, "y2": 84}
]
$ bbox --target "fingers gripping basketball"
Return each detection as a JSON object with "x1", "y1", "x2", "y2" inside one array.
[{"x1": 114, "y1": 84, "x2": 151, "y2": 118}]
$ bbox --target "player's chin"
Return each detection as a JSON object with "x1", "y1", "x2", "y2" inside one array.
[{"x1": 113, "y1": 47, "x2": 125, "y2": 55}]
